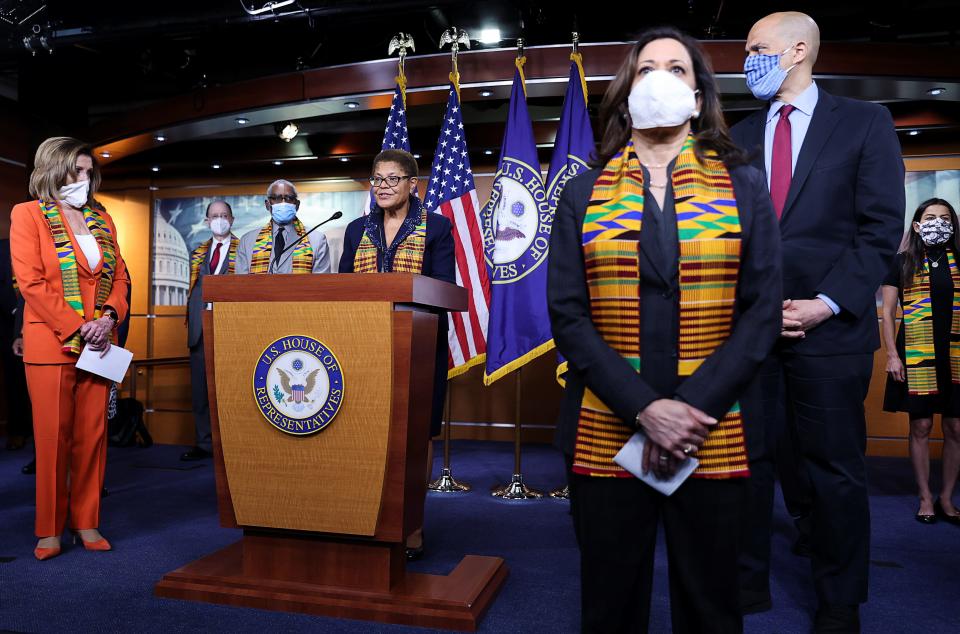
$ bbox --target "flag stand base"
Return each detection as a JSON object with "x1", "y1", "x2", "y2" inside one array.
[
  {"x1": 491, "y1": 474, "x2": 543, "y2": 500},
  {"x1": 429, "y1": 467, "x2": 472, "y2": 493},
  {"x1": 549, "y1": 485, "x2": 570, "y2": 499}
]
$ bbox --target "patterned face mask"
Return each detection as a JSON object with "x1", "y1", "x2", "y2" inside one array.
[{"x1": 918, "y1": 217, "x2": 953, "y2": 246}]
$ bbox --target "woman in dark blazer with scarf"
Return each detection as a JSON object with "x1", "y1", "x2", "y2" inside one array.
[
  {"x1": 548, "y1": 27, "x2": 782, "y2": 633},
  {"x1": 339, "y1": 148, "x2": 454, "y2": 561}
]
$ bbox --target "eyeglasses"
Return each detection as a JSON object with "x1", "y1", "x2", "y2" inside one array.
[
  {"x1": 369, "y1": 175, "x2": 412, "y2": 188},
  {"x1": 267, "y1": 194, "x2": 298, "y2": 203}
]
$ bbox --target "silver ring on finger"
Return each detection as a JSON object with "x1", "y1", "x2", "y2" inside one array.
[
  {"x1": 683, "y1": 444, "x2": 696, "y2": 456},
  {"x1": 658, "y1": 454, "x2": 669, "y2": 464}
]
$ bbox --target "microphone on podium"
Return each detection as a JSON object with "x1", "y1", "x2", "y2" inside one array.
[{"x1": 276, "y1": 211, "x2": 343, "y2": 259}]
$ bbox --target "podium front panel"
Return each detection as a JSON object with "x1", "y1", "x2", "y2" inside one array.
[{"x1": 213, "y1": 301, "x2": 393, "y2": 535}]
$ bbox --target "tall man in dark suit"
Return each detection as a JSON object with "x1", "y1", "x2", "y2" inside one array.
[
  {"x1": 0, "y1": 238, "x2": 31, "y2": 450},
  {"x1": 181, "y1": 201, "x2": 239, "y2": 461},
  {"x1": 731, "y1": 12, "x2": 905, "y2": 631}
]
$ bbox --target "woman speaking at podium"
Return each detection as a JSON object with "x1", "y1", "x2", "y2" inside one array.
[
  {"x1": 10, "y1": 137, "x2": 130, "y2": 561},
  {"x1": 547, "y1": 28, "x2": 781, "y2": 632},
  {"x1": 338, "y1": 148, "x2": 455, "y2": 560}
]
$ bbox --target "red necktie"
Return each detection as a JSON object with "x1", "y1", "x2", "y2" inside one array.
[
  {"x1": 209, "y1": 242, "x2": 223, "y2": 274},
  {"x1": 770, "y1": 104, "x2": 795, "y2": 219}
]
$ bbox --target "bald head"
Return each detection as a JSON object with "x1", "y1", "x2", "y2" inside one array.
[{"x1": 749, "y1": 11, "x2": 820, "y2": 66}]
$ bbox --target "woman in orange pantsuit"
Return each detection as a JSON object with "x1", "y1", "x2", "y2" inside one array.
[{"x1": 10, "y1": 137, "x2": 129, "y2": 560}]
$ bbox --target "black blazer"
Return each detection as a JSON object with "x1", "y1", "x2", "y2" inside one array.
[
  {"x1": 547, "y1": 163, "x2": 783, "y2": 456},
  {"x1": 730, "y1": 87, "x2": 905, "y2": 355}
]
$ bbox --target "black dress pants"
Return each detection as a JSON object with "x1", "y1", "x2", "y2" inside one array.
[
  {"x1": 189, "y1": 339, "x2": 212, "y2": 452},
  {"x1": 569, "y1": 467, "x2": 747, "y2": 634},
  {"x1": 739, "y1": 352, "x2": 872, "y2": 608}
]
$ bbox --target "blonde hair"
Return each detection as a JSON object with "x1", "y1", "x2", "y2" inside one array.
[{"x1": 29, "y1": 137, "x2": 102, "y2": 207}]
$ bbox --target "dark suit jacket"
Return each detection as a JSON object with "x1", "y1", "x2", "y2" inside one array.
[
  {"x1": 186, "y1": 236, "x2": 238, "y2": 349},
  {"x1": 548, "y1": 163, "x2": 783, "y2": 455},
  {"x1": 730, "y1": 87, "x2": 905, "y2": 355}
]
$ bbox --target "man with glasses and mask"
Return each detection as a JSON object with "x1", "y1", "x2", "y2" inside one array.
[
  {"x1": 731, "y1": 11, "x2": 904, "y2": 631},
  {"x1": 235, "y1": 179, "x2": 331, "y2": 275}
]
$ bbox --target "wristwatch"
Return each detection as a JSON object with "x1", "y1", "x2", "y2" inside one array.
[{"x1": 102, "y1": 307, "x2": 118, "y2": 325}]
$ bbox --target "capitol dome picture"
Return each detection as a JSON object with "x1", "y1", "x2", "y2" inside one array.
[{"x1": 153, "y1": 212, "x2": 191, "y2": 306}]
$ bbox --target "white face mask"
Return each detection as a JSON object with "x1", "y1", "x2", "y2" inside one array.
[
  {"x1": 628, "y1": 70, "x2": 700, "y2": 130},
  {"x1": 58, "y1": 180, "x2": 90, "y2": 208},
  {"x1": 209, "y1": 217, "x2": 231, "y2": 237}
]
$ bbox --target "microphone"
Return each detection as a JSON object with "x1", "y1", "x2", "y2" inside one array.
[{"x1": 276, "y1": 211, "x2": 343, "y2": 258}]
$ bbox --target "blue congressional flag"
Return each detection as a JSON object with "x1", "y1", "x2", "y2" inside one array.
[
  {"x1": 481, "y1": 58, "x2": 554, "y2": 385},
  {"x1": 550, "y1": 53, "x2": 595, "y2": 384},
  {"x1": 365, "y1": 79, "x2": 412, "y2": 214}
]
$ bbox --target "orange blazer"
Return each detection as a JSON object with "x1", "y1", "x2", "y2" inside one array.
[{"x1": 10, "y1": 200, "x2": 130, "y2": 365}]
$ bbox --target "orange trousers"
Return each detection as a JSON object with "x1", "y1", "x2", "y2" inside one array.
[{"x1": 25, "y1": 364, "x2": 110, "y2": 537}]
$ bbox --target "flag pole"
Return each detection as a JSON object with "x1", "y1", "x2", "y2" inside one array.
[
  {"x1": 428, "y1": 384, "x2": 471, "y2": 492},
  {"x1": 491, "y1": 38, "x2": 544, "y2": 501}
]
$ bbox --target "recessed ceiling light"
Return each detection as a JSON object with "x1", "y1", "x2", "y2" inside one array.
[
  {"x1": 339, "y1": 157, "x2": 350, "y2": 162},
  {"x1": 479, "y1": 89, "x2": 494, "y2": 97},
  {"x1": 413, "y1": 153, "x2": 421, "y2": 159},
  {"x1": 100, "y1": 151, "x2": 111, "y2": 158},
  {"x1": 154, "y1": 134, "x2": 166, "y2": 142},
  {"x1": 908, "y1": 130, "x2": 920, "y2": 136},
  {"x1": 236, "y1": 117, "x2": 249, "y2": 125},
  {"x1": 344, "y1": 101, "x2": 360, "y2": 109},
  {"x1": 148, "y1": 185, "x2": 159, "y2": 191},
  {"x1": 479, "y1": 28, "x2": 501, "y2": 44},
  {"x1": 273, "y1": 160, "x2": 284, "y2": 166},
  {"x1": 212, "y1": 163, "x2": 221, "y2": 169},
  {"x1": 927, "y1": 87, "x2": 946, "y2": 96},
  {"x1": 484, "y1": 149, "x2": 494, "y2": 155},
  {"x1": 151, "y1": 166, "x2": 160, "y2": 172}
]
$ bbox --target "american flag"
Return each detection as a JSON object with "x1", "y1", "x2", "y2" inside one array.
[
  {"x1": 423, "y1": 84, "x2": 490, "y2": 378},
  {"x1": 364, "y1": 82, "x2": 412, "y2": 214}
]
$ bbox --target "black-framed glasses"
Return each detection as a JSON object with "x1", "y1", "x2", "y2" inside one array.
[
  {"x1": 267, "y1": 194, "x2": 298, "y2": 203},
  {"x1": 369, "y1": 175, "x2": 411, "y2": 188}
]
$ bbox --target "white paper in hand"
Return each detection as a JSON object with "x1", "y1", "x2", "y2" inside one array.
[
  {"x1": 76, "y1": 344, "x2": 133, "y2": 383},
  {"x1": 613, "y1": 431, "x2": 698, "y2": 496}
]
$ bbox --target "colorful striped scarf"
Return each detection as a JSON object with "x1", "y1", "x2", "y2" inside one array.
[
  {"x1": 573, "y1": 137, "x2": 749, "y2": 479},
  {"x1": 40, "y1": 200, "x2": 118, "y2": 355},
  {"x1": 354, "y1": 198, "x2": 427, "y2": 274},
  {"x1": 249, "y1": 219, "x2": 313, "y2": 274},
  {"x1": 189, "y1": 235, "x2": 238, "y2": 295},
  {"x1": 902, "y1": 249, "x2": 960, "y2": 395}
]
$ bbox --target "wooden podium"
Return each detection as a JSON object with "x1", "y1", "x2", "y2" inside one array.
[{"x1": 155, "y1": 274, "x2": 507, "y2": 631}]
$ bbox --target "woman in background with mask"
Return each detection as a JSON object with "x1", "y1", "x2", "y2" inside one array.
[
  {"x1": 10, "y1": 137, "x2": 130, "y2": 560},
  {"x1": 882, "y1": 198, "x2": 960, "y2": 525},
  {"x1": 547, "y1": 27, "x2": 781, "y2": 632}
]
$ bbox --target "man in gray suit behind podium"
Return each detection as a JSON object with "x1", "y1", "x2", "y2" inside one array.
[{"x1": 181, "y1": 201, "x2": 240, "y2": 462}]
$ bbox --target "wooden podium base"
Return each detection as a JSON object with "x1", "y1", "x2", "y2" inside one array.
[{"x1": 155, "y1": 541, "x2": 508, "y2": 631}]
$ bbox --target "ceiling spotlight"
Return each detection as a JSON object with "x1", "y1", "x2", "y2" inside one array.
[
  {"x1": 151, "y1": 166, "x2": 160, "y2": 172},
  {"x1": 212, "y1": 163, "x2": 221, "y2": 169},
  {"x1": 484, "y1": 149, "x2": 494, "y2": 155},
  {"x1": 277, "y1": 122, "x2": 299, "y2": 142},
  {"x1": 927, "y1": 87, "x2": 946, "y2": 96},
  {"x1": 413, "y1": 153, "x2": 421, "y2": 159},
  {"x1": 908, "y1": 130, "x2": 920, "y2": 136},
  {"x1": 148, "y1": 186, "x2": 159, "y2": 191},
  {"x1": 273, "y1": 160, "x2": 284, "y2": 166},
  {"x1": 479, "y1": 28, "x2": 502, "y2": 44},
  {"x1": 236, "y1": 117, "x2": 249, "y2": 125},
  {"x1": 344, "y1": 101, "x2": 360, "y2": 109},
  {"x1": 99, "y1": 151, "x2": 111, "y2": 158},
  {"x1": 479, "y1": 89, "x2": 494, "y2": 97},
  {"x1": 155, "y1": 134, "x2": 166, "y2": 142},
  {"x1": 339, "y1": 157, "x2": 350, "y2": 162}
]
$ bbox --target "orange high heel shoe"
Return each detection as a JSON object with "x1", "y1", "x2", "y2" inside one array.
[
  {"x1": 72, "y1": 531, "x2": 112, "y2": 551},
  {"x1": 34, "y1": 538, "x2": 62, "y2": 561}
]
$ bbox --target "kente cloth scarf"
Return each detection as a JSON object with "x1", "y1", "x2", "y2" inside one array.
[
  {"x1": 902, "y1": 249, "x2": 960, "y2": 396},
  {"x1": 40, "y1": 200, "x2": 118, "y2": 355},
  {"x1": 189, "y1": 235, "x2": 239, "y2": 295},
  {"x1": 354, "y1": 197, "x2": 427, "y2": 274},
  {"x1": 249, "y1": 218, "x2": 313, "y2": 274},
  {"x1": 573, "y1": 137, "x2": 749, "y2": 479}
]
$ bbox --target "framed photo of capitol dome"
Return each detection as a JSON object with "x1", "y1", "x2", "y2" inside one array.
[{"x1": 151, "y1": 191, "x2": 367, "y2": 306}]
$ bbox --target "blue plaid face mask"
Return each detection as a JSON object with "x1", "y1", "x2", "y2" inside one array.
[{"x1": 744, "y1": 46, "x2": 796, "y2": 101}]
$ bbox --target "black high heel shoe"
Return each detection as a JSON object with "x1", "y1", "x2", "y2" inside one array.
[
  {"x1": 934, "y1": 499, "x2": 960, "y2": 526},
  {"x1": 916, "y1": 500, "x2": 936, "y2": 524}
]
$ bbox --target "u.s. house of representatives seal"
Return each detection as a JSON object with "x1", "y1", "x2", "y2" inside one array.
[
  {"x1": 481, "y1": 157, "x2": 553, "y2": 284},
  {"x1": 252, "y1": 335, "x2": 344, "y2": 436}
]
